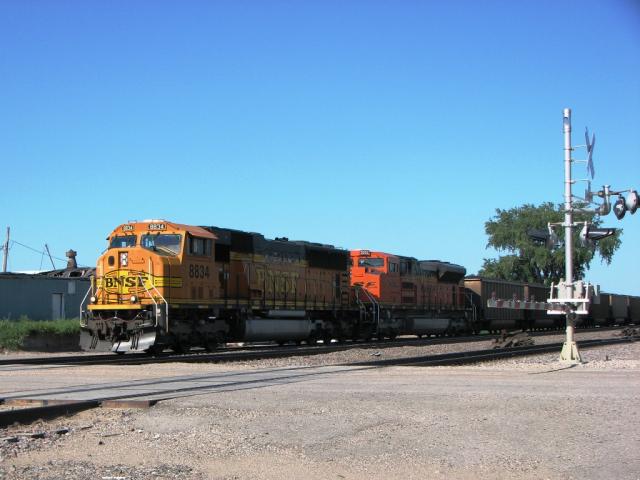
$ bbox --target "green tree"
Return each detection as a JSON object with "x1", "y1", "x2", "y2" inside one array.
[{"x1": 478, "y1": 202, "x2": 622, "y2": 285}]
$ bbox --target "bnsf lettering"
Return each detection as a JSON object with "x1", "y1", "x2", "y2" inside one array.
[{"x1": 105, "y1": 276, "x2": 147, "y2": 288}]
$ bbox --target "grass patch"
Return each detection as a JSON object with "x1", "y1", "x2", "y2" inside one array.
[{"x1": 0, "y1": 317, "x2": 80, "y2": 350}]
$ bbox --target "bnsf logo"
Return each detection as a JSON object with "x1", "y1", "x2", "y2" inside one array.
[
  {"x1": 103, "y1": 270, "x2": 150, "y2": 294},
  {"x1": 104, "y1": 276, "x2": 147, "y2": 288}
]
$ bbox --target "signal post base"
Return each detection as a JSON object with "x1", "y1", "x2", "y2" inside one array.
[{"x1": 559, "y1": 341, "x2": 582, "y2": 364}]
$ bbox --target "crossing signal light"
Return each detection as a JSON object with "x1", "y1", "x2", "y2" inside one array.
[
  {"x1": 527, "y1": 224, "x2": 559, "y2": 249},
  {"x1": 613, "y1": 196, "x2": 627, "y2": 220},
  {"x1": 579, "y1": 223, "x2": 617, "y2": 248}
]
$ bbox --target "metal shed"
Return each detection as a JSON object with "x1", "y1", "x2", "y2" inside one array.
[{"x1": 0, "y1": 273, "x2": 91, "y2": 320}]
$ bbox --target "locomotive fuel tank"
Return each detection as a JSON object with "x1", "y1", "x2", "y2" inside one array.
[
  {"x1": 244, "y1": 318, "x2": 312, "y2": 342},
  {"x1": 405, "y1": 316, "x2": 454, "y2": 335}
]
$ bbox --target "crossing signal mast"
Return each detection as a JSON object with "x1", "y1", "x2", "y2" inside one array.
[{"x1": 547, "y1": 108, "x2": 638, "y2": 363}]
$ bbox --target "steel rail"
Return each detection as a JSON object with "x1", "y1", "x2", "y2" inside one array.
[
  {"x1": 355, "y1": 337, "x2": 636, "y2": 367},
  {"x1": 0, "y1": 326, "x2": 627, "y2": 368}
]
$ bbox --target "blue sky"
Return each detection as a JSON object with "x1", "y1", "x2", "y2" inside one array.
[{"x1": 1, "y1": 1, "x2": 638, "y2": 294}]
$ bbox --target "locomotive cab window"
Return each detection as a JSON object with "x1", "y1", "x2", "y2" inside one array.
[
  {"x1": 141, "y1": 233, "x2": 182, "y2": 255},
  {"x1": 358, "y1": 257, "x2": 384, "y2": 267},
  {"x1": 188, "y1": 235, "x2": 212, "y2": 256},
  {"x1": 109, "y1": 235, "x2": 137, "y2": 249}
]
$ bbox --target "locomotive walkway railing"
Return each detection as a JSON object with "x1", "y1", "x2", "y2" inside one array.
[
  {"x1": 354, "y1": 285, "x2": 380, "y2": 334},
  {"x1": 138, "y1": 275, "x2": 169, "y2": 333}
]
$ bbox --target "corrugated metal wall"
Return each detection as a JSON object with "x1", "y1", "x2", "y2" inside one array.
[{"x1": 0, "y1": 274, "x2": 90, "y2": 320}]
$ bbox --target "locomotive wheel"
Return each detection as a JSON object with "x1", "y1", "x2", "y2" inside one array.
[
  {"x1": 172, "y1": 341, "x2": 190, "y2": 354},
  {"x1": 145, "y1": 344, "x2": 163, "y2": 356}
]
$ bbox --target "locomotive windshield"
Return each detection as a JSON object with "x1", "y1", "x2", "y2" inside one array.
[
  {"x1": 358, "y1": 257, "x2": 384, "y2": 267},
  {"x1": 141, "y1": 233, "x2": 182, "y2": 255},
  {"x1": 109, "y1": 235, "x2": 137, "y2": 249}
]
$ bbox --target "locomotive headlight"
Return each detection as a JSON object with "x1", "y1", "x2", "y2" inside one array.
[
  {"x1": 90, "y1": 296, "x2": 97, "y2": 304},
  {"x1": 130, "y1": 295, "x2": 138, "y2": 303}
]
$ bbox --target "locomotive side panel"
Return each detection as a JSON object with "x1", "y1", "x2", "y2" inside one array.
[{"x1": 204, "y1": 227, "x2": 350, "y2": 312}]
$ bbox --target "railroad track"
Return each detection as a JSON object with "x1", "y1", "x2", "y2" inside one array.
[
  {"x1": 0, "y1": 335, "x2": 635, "y2": 428},
  {"x1": 0, "y1": 326, "x2": 625, "y2": 368},
  {"x1": 0, "y1": 335, "x2": 488, "y2": 367}
]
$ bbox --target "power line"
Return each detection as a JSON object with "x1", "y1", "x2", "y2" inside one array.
[{"x1": 10, "y1": 240, "x2": 67, "y2": 263}]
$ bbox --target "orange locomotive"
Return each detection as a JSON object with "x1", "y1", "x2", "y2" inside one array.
[
  {"x1": 350, "y1": 250, "x2": 468, "y2": 338},
  {"x1": 81, "y1": 220, "x2": 353, "y2": 353}
]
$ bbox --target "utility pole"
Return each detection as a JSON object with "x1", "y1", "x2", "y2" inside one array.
[
  {"x1": 559, "y1": 108, "x2": 581, "y2": 362},
  {"x1": 2, "y1": 227, "x2": 9, "y2": 273},
  {"x1": 44, "y1": 244, "x2": 56, "y2": 270}
]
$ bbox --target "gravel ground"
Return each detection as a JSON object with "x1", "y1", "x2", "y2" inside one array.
[{"x1": 0, "y1": 332, "x2": 638, "y2": 479}]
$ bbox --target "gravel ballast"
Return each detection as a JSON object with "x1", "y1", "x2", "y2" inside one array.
[{"x1": 0, "y1": 332, "x2": 638, "y2": 479}]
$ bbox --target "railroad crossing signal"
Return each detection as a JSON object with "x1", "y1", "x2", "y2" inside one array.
[
  {"x1": 585, "y1": 128, "x2": 595, "y2": 179},
  {"x1": 578, "y1": 223, "x2": 617, "y2": 249}
]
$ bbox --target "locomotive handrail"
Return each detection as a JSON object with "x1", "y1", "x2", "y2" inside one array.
[
  {"x1": 138, "y1": 275, "x2": 169, "y2": 333},
  {"x1": 363, "y1": 288, "x2": 380, "y2": 333},
  {"x1": 354, "y1": 285, "x2": 380, "y2": 333},
  {"x1": 79, "y1": 285, "x2": 93, "y2": 327}
]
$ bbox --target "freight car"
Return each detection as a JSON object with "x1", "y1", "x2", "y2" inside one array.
[
  {"x1": 629, "y1": 296, "x2": 640, "y2": 324},
  {"x1": 463, "y1": 277, "x2": 562, "y2": 332},
  {"x1": 583, "y1": 293, "x2": 640, "y2": 326}
]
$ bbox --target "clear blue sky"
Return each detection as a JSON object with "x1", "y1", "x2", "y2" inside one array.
[{"x1": 1, "y1": 1, "x2": 638, "y2": 294}]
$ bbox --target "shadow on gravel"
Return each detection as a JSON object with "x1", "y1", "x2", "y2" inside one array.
[{"x1": 528, "y1": 364, "x2": 579, "y2": 375}]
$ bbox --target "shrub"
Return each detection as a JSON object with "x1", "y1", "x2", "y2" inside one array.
[{"x1": 0, "y1": 317, "x2": 80, "y2": 350}]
